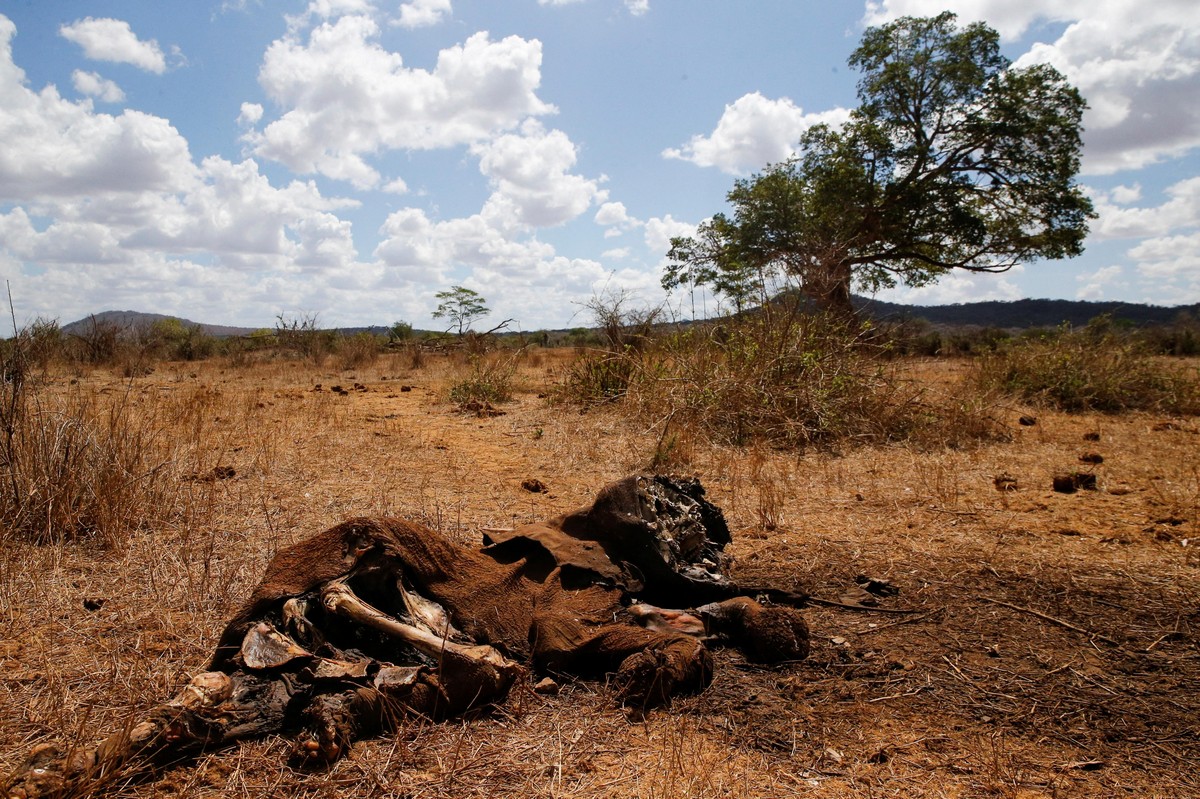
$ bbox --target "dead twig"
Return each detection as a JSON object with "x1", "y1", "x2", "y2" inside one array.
[
  {"x1": 855, "y1": 608, "x2": 943, "y2": 635},
  {"x1": 807, "y1": 596, "x2": 922, "y2": 614}
]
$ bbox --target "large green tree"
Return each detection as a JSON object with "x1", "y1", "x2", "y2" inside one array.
[{"x1": 664, "y1": 12, "x2": 1095, "y2": 315}]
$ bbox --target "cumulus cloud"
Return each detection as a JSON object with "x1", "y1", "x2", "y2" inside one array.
[
  {"x1": 642, "y1": 214, "x2": 696, "y2": 255},
  {"x1": 625, "y1": 1, "x2": 650, "y2": 15},
  {"x1": 663, "y1": 92, "x2": 851, "y2": 175},
  {"x1": 246, "y1": 17, "x2": 555, "y2": 189},
  {"x1": 59, "y1": 17, "x2": 167, "y2": 73},
  {"x1": 395, "y1": 0, "x2": 452, "y2": 28},
  {"x1": 1126, "y1": 233, "x2": 1200, "y2": 302},
  {"x1": 1092, "y1": 177, "x2": 1200, "y2": 240},
  {"x1": 0, "y1": 14, "x2": 364, "y2": 298},
  {"x1": 878, "y1": 268, "x2": 1026, "y2": 305},
  {"x1": 71, "y1": 70, "x2": 125, "y2": 103},
  {"x1": 862, "y1": 1, "x2": 1200, "y2": 175},
  {"x1": 471, "y1": 121, "x2": 603, "y2": 228},
  {"x1": 237, "y1": 102, "x2": 263, "y2": 126}
]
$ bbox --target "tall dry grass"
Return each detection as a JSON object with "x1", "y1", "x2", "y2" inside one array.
[
  {"x1": 560, "y1": 306, "x2": 1002, "y2": 450},
  {"x1": 975, "y1": 320, "x2": 1200, "y2": 413}
]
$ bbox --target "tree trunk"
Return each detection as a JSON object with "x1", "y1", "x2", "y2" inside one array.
[{"x1": 803, "y1": 259, "x2": 856, "y2": 318}]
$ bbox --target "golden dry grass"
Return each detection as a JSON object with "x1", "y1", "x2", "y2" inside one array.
[{"x1": 1, "y1": 350, "x2": 1197, "y2": 798}]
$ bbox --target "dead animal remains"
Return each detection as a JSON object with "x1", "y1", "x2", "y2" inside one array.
[{"x1": 5, "y1": 475, "x2": 809, "y2": 799}]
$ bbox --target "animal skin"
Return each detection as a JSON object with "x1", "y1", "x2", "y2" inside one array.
[{"x1": 3, "y1": 475, "x2": 809, "y2": 799}]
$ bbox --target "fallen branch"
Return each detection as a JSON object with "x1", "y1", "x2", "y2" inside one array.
[{"x1": 980, "y1": 597, "x2": 1122, "y2": 648}]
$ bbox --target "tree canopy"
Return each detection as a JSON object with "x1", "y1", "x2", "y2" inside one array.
[
  {"x1": 433, "y1": 286, "x2": 489, "y2": 335},
  {"x1": 664, "y1": 12, "x2": 1095, "y2": 315}
]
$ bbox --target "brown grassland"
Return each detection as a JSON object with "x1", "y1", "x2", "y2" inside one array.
[{"x1": 0, "y1": 341, "x2": 1197, "y2": 798}]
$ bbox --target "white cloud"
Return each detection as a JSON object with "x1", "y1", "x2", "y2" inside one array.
[
  {"x1": 246, "y1": 18, "x2": 555, "y2": 188},
  {"x1": 237, "y1": 102, "x2": 263, "y2": 126},
  {"x1": 71, "y1": 70, "x2": 124, "y2": 103},
  {"x1": 381, "y1": 177, "x2": 409, "y2": 194},
  {"x1": 395, "y1": 0, "x2": 452, "y2": 28},
  {"x1": 372, "y1": 204, "x2": 612, "y2": 326},
  {"x1": 1075, "y1": 265, "x2": 1125, "y2": 299},
  {"x1": 472, "y1": 120, "x2": 602, "y2": 228},
  {"x1": 59, "y1": 17, "x2": 167, "y2": 74},
  {"x1": 0, "y1": 14, "x2": 365, "y2": 308},
  {"x1": 602, "y1": 247, "x2": 631, "y2": 259},
  {"x1": 594, "y1": 201, "x2": 636, "y2": 227},
  {"x1": 1126, "y1": 232, "x2": 1200, "y2": 302},
  {"x1": 642, "y1": 214, "x2": 696, "y2": 255},
  {"x1": 0, "y1": 24, "x2": 195, "y2": 200},
  {"x1": 862, "y1": 1, "x2": 1200, "y2": 175},
  {"x1": 878, "y1": 267, "x2": 1026, "y2": 305},
  {"x1": 664, "y1": 92, "x2": 851, "y2": 175},
  {"x1": 1092, "y1": 177, "x2": 1200, "y2": 240}
]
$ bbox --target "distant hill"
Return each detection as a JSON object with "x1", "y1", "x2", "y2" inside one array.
[
  {"x1": 854, "y1": 297, "x2": 1200, "y2": 329},
  {"x1": 60, "y1": 311, "x2": 258, "y2": 338},
  {"x1": 60, "y1": 297, "x2": 1200, "y2": 341}
]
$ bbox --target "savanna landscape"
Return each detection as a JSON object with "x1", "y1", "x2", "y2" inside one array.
[{"x1": 0, "y1": 308, "x2": 1197, "y2": 799}]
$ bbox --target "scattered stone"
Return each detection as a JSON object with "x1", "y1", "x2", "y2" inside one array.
[
  {"x1": 331, "y1": 385, "x2": 349, "y2": 396},
  {"x1": 533, "y1": 677, "x2": 560, "y2": 695},
  {"x1": 82, "y1": 598, "x2": 106, "y2": 612},
  {"x1": 1107, "y1": 486, "x2": 1132, "y2": 496},
  {"x1": 521, "y1": 478, "x2": 548, "y2": 494},
  {"x1": 1079, "y1": 452, "x2": 1104, "y2": 464},
  {"x1": 1083, "y1": 432, "x2": 1100, "y2": 441},
  {"x1": 400, "y1": 385, "x2": 413, "y2": 392},
  {"x1": 1018, "y1": 415, "x2": 1037, "y2": 426},
  {"x1": 313, "y1": 384, "x2": 322, "y2": 391}
]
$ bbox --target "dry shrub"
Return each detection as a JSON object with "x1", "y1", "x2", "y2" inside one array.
[
  {"x1": 448, "y1": 352, "x2": 518, "y2": 406},
  {"x1": 564, "y1": 308, "x2": 994, "y2": 449},
  {"x1": 336, "y1": 332, "x2": 382, "y2": 371},
  {"x1": 975, "y1": 320, "x2": 1200, "y2": 413},
  {"x1": 0, "y1": 354, "x2": 175, "y2": 546}
]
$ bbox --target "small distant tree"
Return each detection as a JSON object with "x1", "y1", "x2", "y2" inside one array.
[
  {"x1": 433, "y1": 286, "x2": 489, "y2": 335},
  {"x1": 388, "y1": 320, "x2": 413, "y2": 343}
]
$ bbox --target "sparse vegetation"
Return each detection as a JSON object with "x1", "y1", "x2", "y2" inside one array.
[
  {"x1": 976, "y1": 318, "x2": 1200, "y2": 413},
  {"x1": 0, "y1": 321, "x2": 1197, "y2": 798}
]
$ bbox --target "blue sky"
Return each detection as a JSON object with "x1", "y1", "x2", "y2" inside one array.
[{"x1": 0, "y1": 0, "x2": 1197, "y2": 330}]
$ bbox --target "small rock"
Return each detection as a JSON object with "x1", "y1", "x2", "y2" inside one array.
[
  {"x1": 1083, "y1": 432, "x2": 1100, "y2": 441},
  {"x1": 522, "y1": 478, "x2": 548, "y2": 493},
  {"x1": 82, "y1": 598, "x2": 106, "y2": 612},
  {"x1": 1018, "y1": 415, "x2": 1037, "y2": 426},
  {"x1": 994, "y1": 474, "x2": 1018, "y2": 491},
  {"x1": 1079, "y1": 452, "x2": 1104, "y2": 464},
  {"x1": 1052, "y1": 474, "x2": 1078, "y2": 494},
  {"x1": 533, "y1": 677, "x2": 560, "y2": 695}
]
